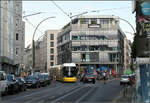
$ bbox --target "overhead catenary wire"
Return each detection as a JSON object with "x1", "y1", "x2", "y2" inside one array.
[
  {"x1": 51, "y1": 0, "x2": 70, "y2": 18},
  {"x1": 0, "y1": 6, "x2": 46, "y2": 43}
]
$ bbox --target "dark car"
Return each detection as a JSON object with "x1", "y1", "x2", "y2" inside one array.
[
  {"x1": 16, "y1": 77, "x2": 26, "y2": 91},
  {"x1": 6, "y1": 74, "x2": 19, "y2": 94},
  {"x1": 38, "y1": 75, "x2": 46, "y2": 87},
  {"x1": 83, "y1": 74, "x2": 96, "y2": 84},
  {"x1": 25, "y1": 75, "x2": 40, "y2": 88},
  {"x1": 43, "y1": 74, "x2": 51, "y2": 85}
]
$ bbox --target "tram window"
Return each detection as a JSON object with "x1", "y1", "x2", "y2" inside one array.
[
  {"x1": 63, "y1": 67, "x2": 69, "y2": 76},
  {"x1": 71, "y1": 67, "x2": 77, "y2": 76}
]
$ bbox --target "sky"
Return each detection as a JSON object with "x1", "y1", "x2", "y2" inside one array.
[{"x1": 23, "y1": 1, "x2": 136, "y2": 47}]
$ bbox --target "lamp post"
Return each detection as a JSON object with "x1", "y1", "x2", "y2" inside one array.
[
  {"x1": 118, "y1": 17, "x2": 136, "y2": 34},
  {"x1": 32, "y1": 16, "x2": 55, "y2": 72}
]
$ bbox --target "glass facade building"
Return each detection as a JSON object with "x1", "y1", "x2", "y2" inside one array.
[{"x1": 57, "y1": 15, "x2": 126, "y2": 73}]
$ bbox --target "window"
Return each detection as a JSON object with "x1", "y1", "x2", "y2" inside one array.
[
  {"x1": 16, "y1": 48, "x2": 19, "y2": 55},
  {"x1": 50, "y1": 62, "x2": 54, "y2": 66},
  {"x1": 80, "y1": 18, "x2": 89, "y2": 24},
  {"x1": 50, "y1": 42, "x2": 54, "y2": 47},
  {"x1": 72, "y1": 36, "x2": 80, "y2": 40},
  {"x1": 91, "y1": 18, "x2": 97, "y2": 24},
  {"x1": 50, "y1": 55, "x2": 54, "y2": 60},
  {"x1": 16, "y1": 33, "x2": 19, "y2": 40},
  {"x1": 50, "y1": 48, "x2": 54, "y2": 54},
  {"x1": 103, "y1": 19, "x2": 109, "y2": 24},
  {"x1": 50, "y1": 34, "x2": 54, "y2": 40}
]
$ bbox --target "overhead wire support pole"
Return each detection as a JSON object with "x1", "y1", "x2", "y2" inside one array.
[{"x1": 32, "y1": 16, "x2": 55, "y2": 72}]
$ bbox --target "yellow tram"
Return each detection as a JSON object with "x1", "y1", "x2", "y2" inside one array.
[{"x1": 49, "y1": 63, "x2": 78, "y2": 82}]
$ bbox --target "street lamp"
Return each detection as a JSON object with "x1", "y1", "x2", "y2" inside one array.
[
  {"x1": 118, "y1": 17, "x2": 136, "y2": 34},
  {"x1": 32, "y1": 16, "x2": 55, "y2": 72}
]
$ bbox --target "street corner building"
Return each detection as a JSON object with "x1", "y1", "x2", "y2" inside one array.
[
  {"x1": 57, "y1": 15, "x2": 130, "y2": 74},
  {"x1": 0, "y1": 1, "x2": 25, "y2": 74}
]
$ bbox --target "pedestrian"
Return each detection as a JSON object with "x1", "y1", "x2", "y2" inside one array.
[
  {"x1": 102, "y1": 71, "x2": 107, "y2": 84},
  {"x1": 53, "y1": 75, "x2": 56, "y2": 83}
]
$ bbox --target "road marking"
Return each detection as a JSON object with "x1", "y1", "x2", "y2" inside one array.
[
  {"x1": 51, "y1": 86, "x2": 84, "y2": 103},
  {"x1": 74, "y1": 88, "x2": 95, "y2": 103}
]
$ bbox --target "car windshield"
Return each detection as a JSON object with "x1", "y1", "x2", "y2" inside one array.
[
  {"x1": 16, "y1": 78, "x2": 22, "y2": 82},
  {"x1": 44, "y1": 75, "x2": 49, "y2": 78},
  {"x1": 7, "y1": 75, "x2": 14, "y2": 82},
  {"x1": 121, "y1": 75, "x2": 129, "y2": 78},
  {"x1": 86, "y1": 74, "x2": 93, "y2": 78},
  {"x1": 26, "y1": 76, "x2": 36, "y2": 80},
  {"x1": 39, "y1": 75, "x2": 44, "y2": 80}
]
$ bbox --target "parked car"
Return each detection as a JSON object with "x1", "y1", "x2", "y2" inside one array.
[
  {"x1": 0, "y1": 71, "x2": 8, "y2": 96},
  {"x1": 38, "y1": 75, "x2": 46, "y2": 87},
  {"x1": 41, "y1": 73, "x2": 51, "y2": 85},
  {"x1": 25, "y1": 75, "x2": 40, "y2": 88},
  {"x1": 16, "y1": 77, "x2": 26, "y2": 91},
  {"x1": 120, "y1": 75, "x2": 131, "y2": 85},
  {"x1": 6, "y1": 74, "x2": 19, "y2": 94},
  {"x1": 83, "y1": 74, "x2": 96, "y2": 84}
]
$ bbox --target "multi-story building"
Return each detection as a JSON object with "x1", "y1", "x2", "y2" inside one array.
[
  {"x1": 57, "y1": 15, "x2": 126, "y2": 74},
  {"x1": 14, "y1": 1, "x2": 25, "y2": 66},
  {"x1": 34, "y1": 30, "x2": 60, "y2": 72},
  {"x1": 124, "y1": 37, "x2": 131, "y2": 70},
  {"x1": 0, "y1": 1, "x2": 24, "y2": 74}
]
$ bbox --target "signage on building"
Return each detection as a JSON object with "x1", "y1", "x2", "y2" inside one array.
[
  {"x1": 88, "y1": 24, "x2": 101, "y2": 28},
  {"x1": 143, "y1": 22, "x2": 150, "y2": 36},
  {"x1": 141, "y1": 1, "x2": 150, "y2": 16}
]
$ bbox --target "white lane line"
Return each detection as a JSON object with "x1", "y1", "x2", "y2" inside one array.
[
  {"x1": 74, "y1": 88, "x2": 95, "y2": 103},
  {"x1": 51, "y1": 86, "x2": 84, "y2": 103}
]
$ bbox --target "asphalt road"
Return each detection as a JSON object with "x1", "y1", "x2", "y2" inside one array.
[{"x1": 1, "y1": 79, "x2": 125, "y2": 103}]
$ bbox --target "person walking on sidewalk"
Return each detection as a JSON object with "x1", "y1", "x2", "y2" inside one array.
[
  {"x1": 102, "y1": 71, "x2": 107, "y2": 84},
  {"x1": 53, "y1": 75, "x2": 56, "y2": 83}
]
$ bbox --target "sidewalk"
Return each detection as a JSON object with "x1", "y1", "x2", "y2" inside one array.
[{"x1": 113, "y1": 86, "x2": 135, "y2": 103}]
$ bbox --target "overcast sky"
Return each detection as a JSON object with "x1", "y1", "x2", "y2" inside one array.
[{"x1": 23, "y1": 1, "x2": 136, "y2": 47}]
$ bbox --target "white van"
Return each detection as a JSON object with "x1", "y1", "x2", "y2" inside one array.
[{"x1": 0, "y1": 71, "x2": 8, "y2": 95}]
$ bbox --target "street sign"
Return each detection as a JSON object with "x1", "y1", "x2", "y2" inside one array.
[
  {"x1": 144, "y1": 22, "x2": 150, "y2": 36},
  {"x1": 141, "y1": 1, "x2": 150, "y2": 16}
]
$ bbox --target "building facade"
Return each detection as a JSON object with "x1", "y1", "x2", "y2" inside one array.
[
  {"x1": 57, "y1": 15, "x2": 126, "y2": 73},
  {"x1": 34, "y1": 30, "x2": 60, "y2": 72},
  {"x1": 23, "y1": 45, "x2": 32, "y2": 74},
  {"x1": 14, "y1": 1, "x2": 25, "y2": 67},
  {"x1": 0, "y1": 1, "x2": 24, "y2": 74},
  {"x1": 124, "y1": 37, "x2": 131, "y2": 70}
]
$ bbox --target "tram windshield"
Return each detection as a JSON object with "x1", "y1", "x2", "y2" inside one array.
[{"x1": 63, "y1": 67, "x2": 77, "y2": 77}]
